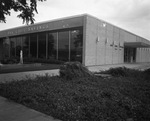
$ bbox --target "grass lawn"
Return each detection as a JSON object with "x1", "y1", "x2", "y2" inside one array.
[{"x1": 0, "y1": 67, "x2": 150, "y2": 121}]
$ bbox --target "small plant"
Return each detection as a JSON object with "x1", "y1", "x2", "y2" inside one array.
[
  {"x1": 59, "y1": 61, "x2": 93, "y2": 80},
  {"x1": 1, "y1": 57, "x2": 19, "y2": 64},
  {"x1": 23, "y1": 57, "x2": 64, "y2": 64},
  {"x1": 100, "y1": 67, "x2": 142, "y2": 77},
  {"x1": 144, "y1": 68, "x2": 150, "y2": 74}
]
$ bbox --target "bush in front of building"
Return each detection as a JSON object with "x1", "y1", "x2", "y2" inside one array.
[
  {"x1": 59, "y1": 61, "x2": 93, "y2": 80},
  {"x1": 143, "y1": 68, "x2": 150, "y2": 74},
  {"x1": 143, "y1": 68, "x2": 150, "y2": 80},
  {"x1": 1, "y1": 57, "x2": 65, "y2": 65},
  {"x1": 100, "y1": 67, "x2": 142, "y2": 77},
  {"x1": 23, "y1": 57, "x2": 64, "y2": 64},
  {"x1": 1, "y1": 57, "x2": 19, "y2": 64}
]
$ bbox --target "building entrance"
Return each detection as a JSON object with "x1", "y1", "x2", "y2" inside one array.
[{"x1": 124, "y1": 47, "x2": 136, "y2": 63}]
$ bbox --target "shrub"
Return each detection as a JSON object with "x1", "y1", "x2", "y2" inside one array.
[
  {"x1": 59, "y1": 61, "x2": 93, "y2": 80},
  {"x1": 100, "y1": 67, "x2": 142, "y2": 77},
  {"x1": 23, "y1": 57, "x2": 64, "y2": 64},
  {"x1": 144, "y1": 68, "x2": 150, "y2": 74},
  {"x1": 143, "y1": 68, "x2": 150, "y2": 80},
  {"x1": 0, "y1": 75, "x2": 150, "y2": 121},
  {"x1": 1, "y1": 57, "x2": 19, "y2": 64}
]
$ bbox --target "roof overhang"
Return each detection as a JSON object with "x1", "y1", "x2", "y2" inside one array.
[{"x1": 124, "y1": 42, "x2": 150, "y2": 48}]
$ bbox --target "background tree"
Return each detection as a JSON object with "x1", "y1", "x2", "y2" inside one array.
[{"x1": 0, "y1": 0, "x2": 46, "y2": 25}]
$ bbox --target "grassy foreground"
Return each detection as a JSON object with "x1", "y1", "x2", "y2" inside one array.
[{"x1": 0, "y1": 66, "x2": 150, "y2": 121}]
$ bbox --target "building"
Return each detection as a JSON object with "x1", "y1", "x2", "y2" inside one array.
[{"x1": 0, "y1": 14, "x2": 150, "y2": 66}]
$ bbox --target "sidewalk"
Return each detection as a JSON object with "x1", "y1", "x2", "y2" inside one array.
[
  {"x1": 87, "y1": 63, "x2": 150, "y2": 72},
  {"x1": 0, "y1": 96, "x2": 61, "y2": 121}
]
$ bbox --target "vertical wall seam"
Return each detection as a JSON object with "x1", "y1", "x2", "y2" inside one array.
[
  {"x1": 37, "y1": 34, "x2": 38, "y2": 59},
  {"x1": 82, "y1": 15, "x2": 87, "y2": 66},
  {"x1": 56, "y1": 32, "x2": 58, "y2": 60},
  {"x1": 29, "y1": 34, "x2": 30, "y2": 58},
  {"x1": 69, "y1": 31, "x2": 71, "y2": 61},
  {"x1": 46, "y1": 32, "x2": 48, "y2": 59}
]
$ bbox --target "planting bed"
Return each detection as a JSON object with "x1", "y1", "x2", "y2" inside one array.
[
  {"x1": 0, "y1": 66, "x2": 150, "y2": 121},
  {"x1": 0, "y1": 63, "x2": 60, "y2": 74}
]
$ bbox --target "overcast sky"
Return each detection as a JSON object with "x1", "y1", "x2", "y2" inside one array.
[{"x1": 0, "y1": 0, "x2": 150, "y2": 40}]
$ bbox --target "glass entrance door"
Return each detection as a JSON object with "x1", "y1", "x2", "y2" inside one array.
[{"x1": 124, "y1": 47, "x2": 136, "y2": 63}]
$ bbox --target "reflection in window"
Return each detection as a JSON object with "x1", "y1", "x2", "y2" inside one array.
[
  {"x1": 58, "y1": 31, "x2": 69, "y2": 61},
  {"x1": 10, "y1": 37, "x2": 16, "y2": 57},
  {"x1": 38, "y1": 32, "x2": 46, "y2": 58},
  {"x1": 1, "y1": 27, "x2": 83, "y2": 63},
  {"x1": 48, "y1": 32, "x2": 57, "y2": 59},
  {"x1": 70, "y1": 29, "x2": 83, "y2": 62},
  {"x1": 30, "y1": 34, "x2": 37, "y2": 58},
  {"x1": 16, "y1": 37, "x2": 22, "y2": 57},
  {"x1": 3, "y1": 38, "x2": 10, "y2": 58},
  {"x1": 22, "y1": 36, "x2": 29, "y2": 58}
]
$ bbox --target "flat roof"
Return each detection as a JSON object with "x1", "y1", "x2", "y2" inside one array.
[
  {"x1": 0, "y1": 14, "x2": 85, "y2": 38},
  {"x1": 124, "y1": 42, "x2": 150, "y2": 48},
  {"x1": 0, "y1": 14, "x2": 150, "y2": 45}
]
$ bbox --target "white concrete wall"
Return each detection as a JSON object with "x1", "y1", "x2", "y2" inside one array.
[
  {"x1": 124, "y1": 32, "x2": 136, "y2": 42},
  {"x1": 106, "y1": 23, "x2": 113, "y2": 64},
  {"x1": 84, "y1": 15, "x2": 150, "y2": 66},
  {"x1": 84, "y1": 15, "x2": 124, "y2": 66},
  {"x1": 136, "y1": 48, "x2": 150, "y2": 63}
]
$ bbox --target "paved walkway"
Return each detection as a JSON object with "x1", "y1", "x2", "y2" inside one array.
[
  {"x1": 0, "y1": 96, "x2": 61, "y2": 121},
  {"x1": 88, "y1": 63, "x2": 150, "y2": 72}
]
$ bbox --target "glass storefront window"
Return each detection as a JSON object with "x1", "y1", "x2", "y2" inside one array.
[
  {"x1": 48, "y1": 32, "x2": 57, "y2": 59},
  {"x1": 1, "y1": 27, "x2": 83, "y2": 63},
  {"x1": 70, "y1": 29, "x2": 83, "y2": 62},
  {"x1": 124, "y1": 47, "x2": 136, "y2": 63},
  {"x1": 58, "y1": 31, "x2": 69, "y2": 61},
  {"x1": 2, "y1": 38, "x2": 10, "y2": 58},
  {"x1": 16, "y1": 37, "x2": 22, "y2": 57},
  {"x1": 38, "y1": 32, "x2": 46, "y2": 58},
  {"x1": 0, "y1": 39, "x2": 3, "y2": 60},
  {"x1": 30, "y1": 34, "x2": 37, "y2": 58},
  {"x1": 22, "y1": 35, "x2": 29, "y2": 58},
  {"x1": 10, "y1": 37, "x2": 16, "y2": 57}
]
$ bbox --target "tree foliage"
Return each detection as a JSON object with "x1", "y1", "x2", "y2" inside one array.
[{"x1": 0, "y1": 0, "x2": 46, "y2": 24}]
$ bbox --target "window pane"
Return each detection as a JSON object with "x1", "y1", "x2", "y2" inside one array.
[
  {"x1": 3, "y1": 38, "x2": 10, "y2": 58},
  {"x1": 70, "y1": 29, "x2": 83, "y2": 62},
  {"x1": 38, "y1": 32, "x2": 46, "y2": 58},
  {"x1": 22, "y1": 36, "x2": 29, "y2": 58},
  {"x1": 10, "y1": 37, "x2": 16, "y2": 57},
  {"x1": 0, "y1": 39, "x2": 4, "y2": 59},
  {"x1": 58, "y1": 31, "x2": 69, "y2": 61},
  {"x1": 30, "y1": 34, "x2": 37, "y2": 58},
  {"x1": 48, "y1": 32, "x2": 57, "y2": 59},
  {"x1": 16, "y1": 37, "x2": 22, "y2": 57}
]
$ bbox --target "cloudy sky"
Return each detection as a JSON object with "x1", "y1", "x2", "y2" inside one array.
[{"x1": 0, "y1": 0, "x2": 150, "y2": 40}]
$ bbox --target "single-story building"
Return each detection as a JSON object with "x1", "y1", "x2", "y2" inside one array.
[{"x1": 0, "y1": 14, "x2": 150, "y2": 66}]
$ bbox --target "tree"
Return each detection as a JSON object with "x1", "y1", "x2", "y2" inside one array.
[{"x1": 0, "y1": 0, "x2": 46, "y2": 25}]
